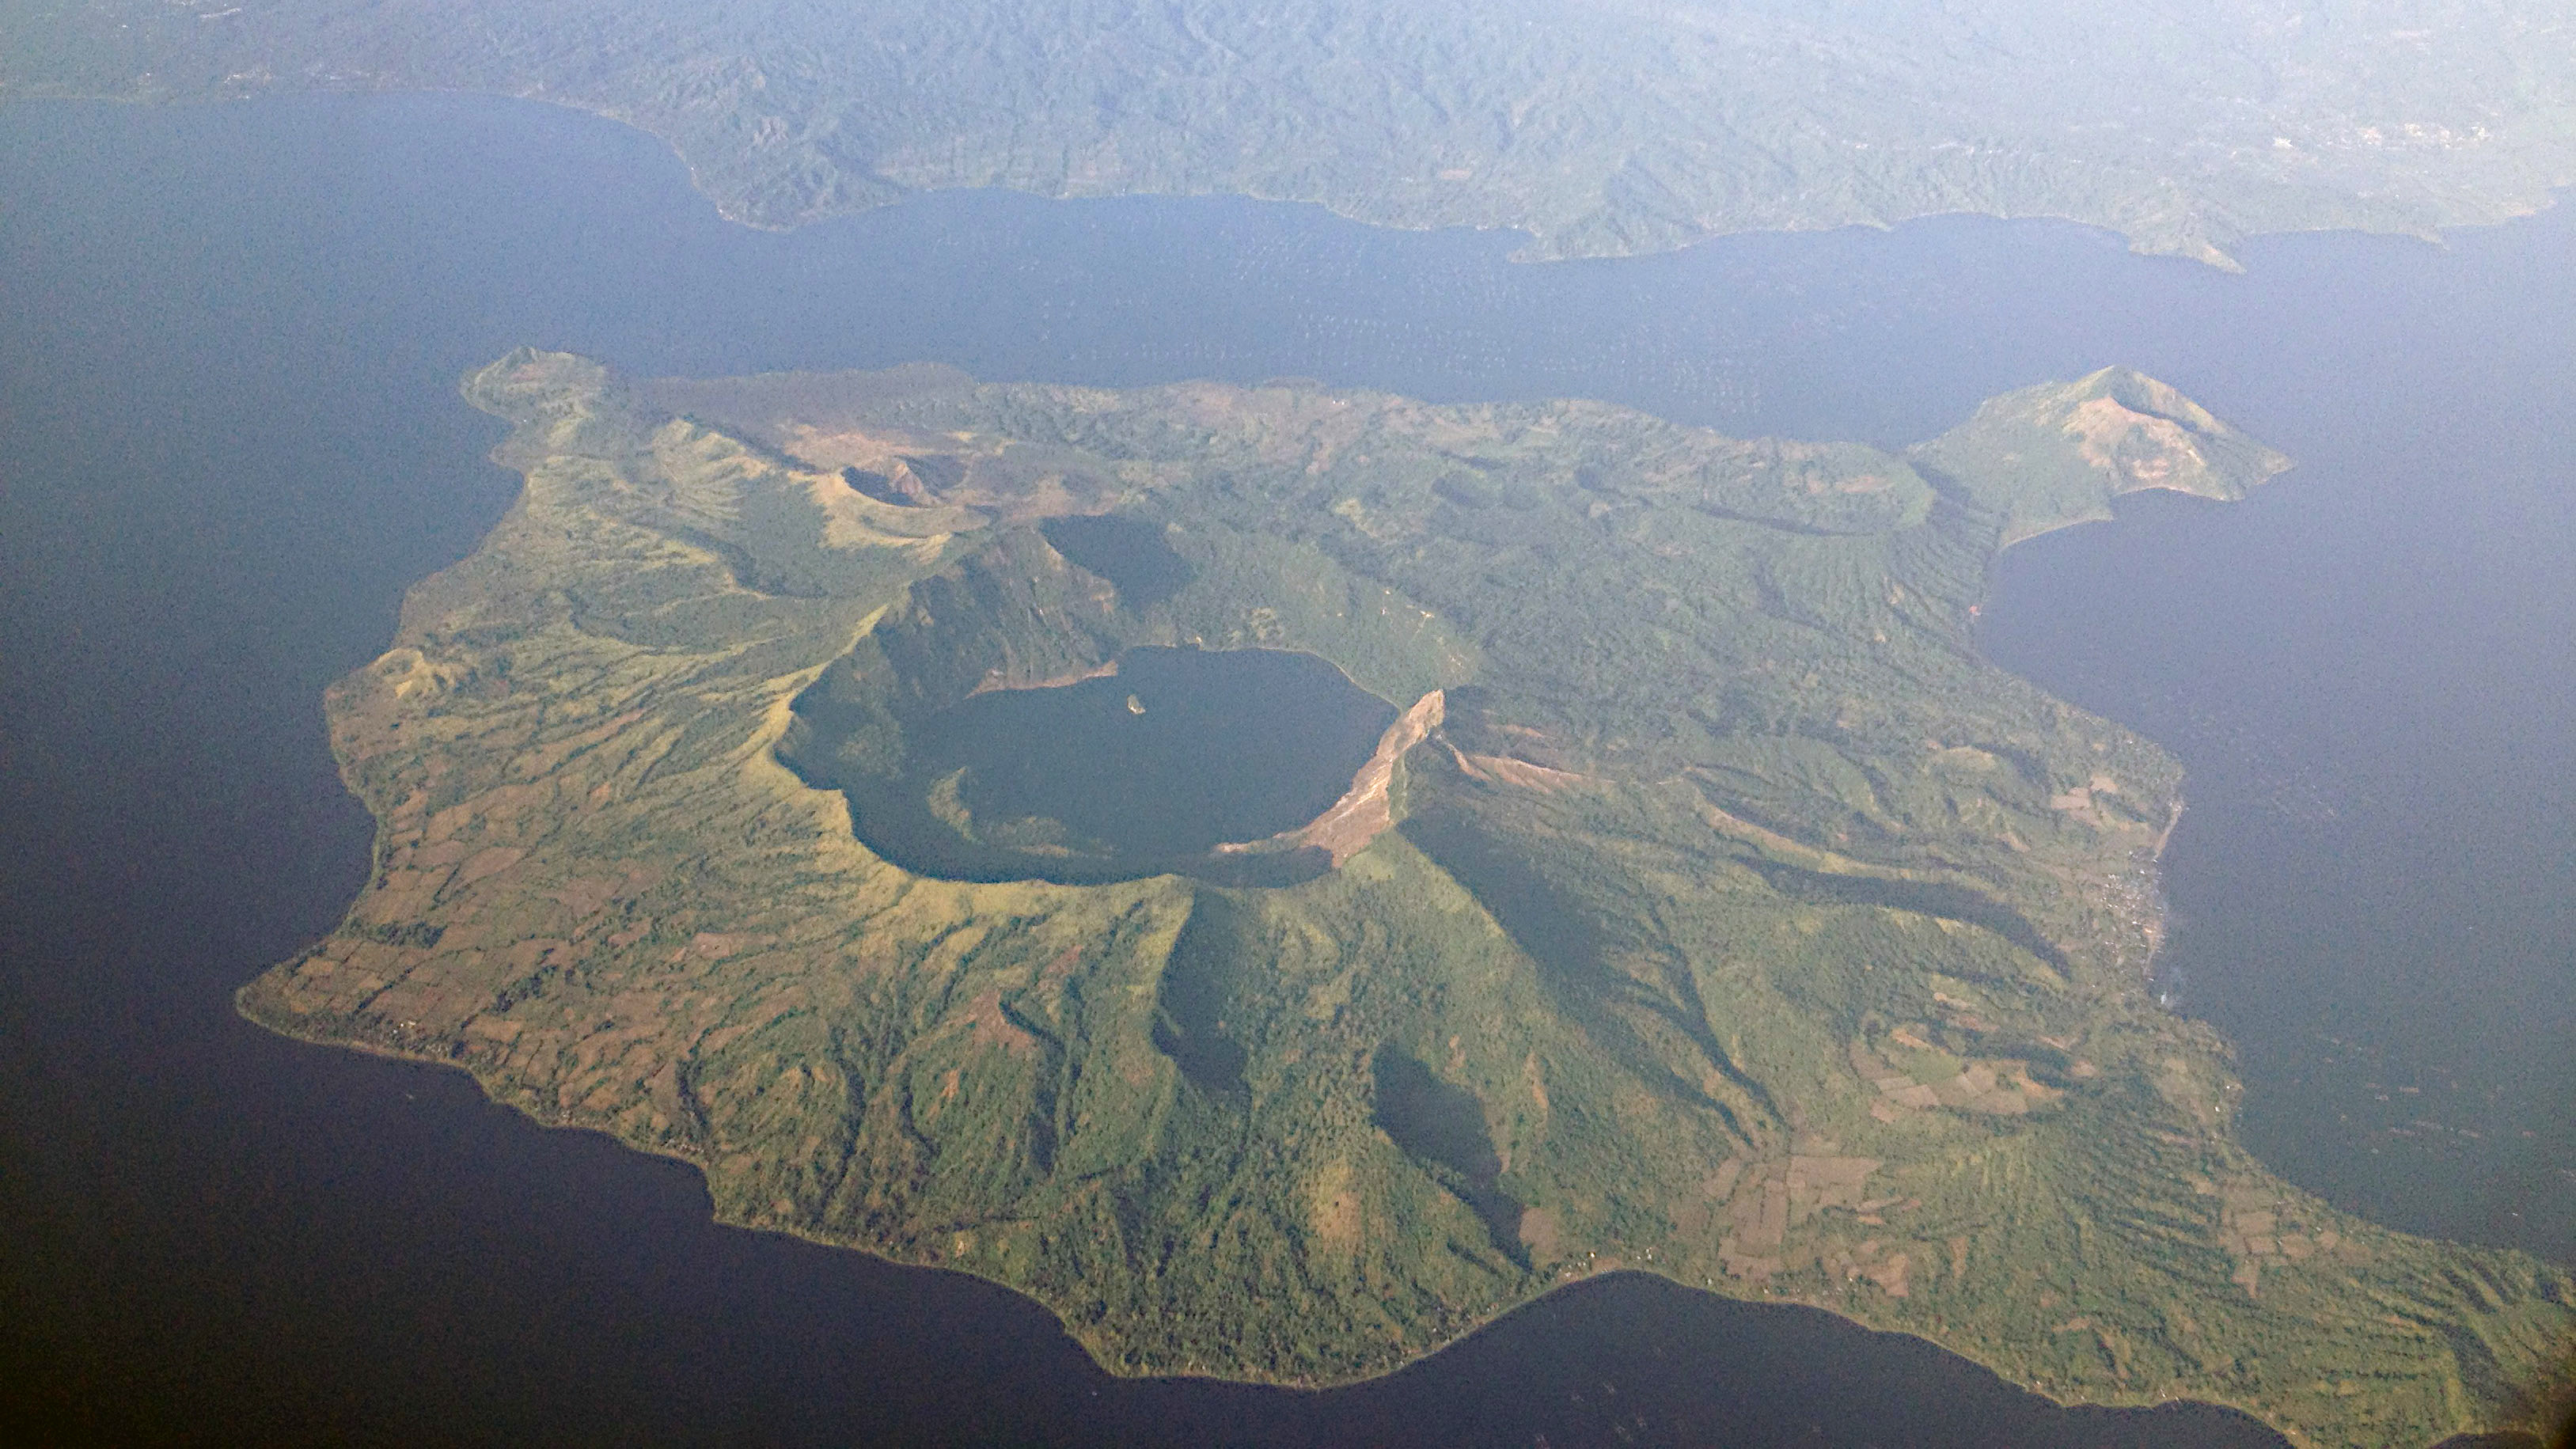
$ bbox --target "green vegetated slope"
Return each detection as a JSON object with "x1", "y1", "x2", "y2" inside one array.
[
  {"x1": 238, "y1": 349, "x2": 2573, "y2": 1447},
  {"x1": 9, "y1": 0, "x2": 2576, "y2": 264}
]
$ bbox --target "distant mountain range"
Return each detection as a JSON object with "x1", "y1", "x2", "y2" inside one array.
[{"x1": 8, "y1": 0, "x2": 2574, "y2": 263}]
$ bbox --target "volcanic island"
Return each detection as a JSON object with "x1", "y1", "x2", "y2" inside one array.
[{"x1": 240, "y1": 350, "x2": 2574, "y2": 1447}]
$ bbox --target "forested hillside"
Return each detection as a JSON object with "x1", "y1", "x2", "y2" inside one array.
[{"x1": 9, "y1": 0, "x2": 2574, "y2": 262}]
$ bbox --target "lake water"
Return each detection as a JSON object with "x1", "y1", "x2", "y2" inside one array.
[
  {"x1": 3, "y1": 92, "x2": 2568, "y2": 1444},
  {"x1": 812, "y1": 645, "x2": 1395, "y2": 885}
]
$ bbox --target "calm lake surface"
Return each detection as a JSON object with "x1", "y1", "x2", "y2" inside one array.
[
  {"x1": 3, "y1": 93, "x2": 2568, "y2": 1444},
  {"x1": 825, "y1": 646, "x2": 1395, "y2": 884},
  {"x1": 916, "y1": 647, "x2": 1393, "y2": 859}
]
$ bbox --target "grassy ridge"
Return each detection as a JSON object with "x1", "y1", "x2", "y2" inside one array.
[{"x1": 237, "y1": 349, "x2": 2573, "y2": 1446}]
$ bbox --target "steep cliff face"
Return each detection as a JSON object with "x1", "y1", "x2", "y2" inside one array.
[{"x1": 239, "y1": 351, "x2": 2572, "y2": 1447}]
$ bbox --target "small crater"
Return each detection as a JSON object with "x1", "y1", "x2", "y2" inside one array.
[{"x1": 1039, "y1": 514, "x2": 1194, "y2": 609}]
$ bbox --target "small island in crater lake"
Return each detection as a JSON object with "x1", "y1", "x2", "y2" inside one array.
[{"x1": 240, "y1": 349, "x2": 2574, "y2": 1447}]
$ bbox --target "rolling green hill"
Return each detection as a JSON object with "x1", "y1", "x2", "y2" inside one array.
[
  {"x1": 237, "y1": 349, "x2": 2570, "y2": 1447},
  {"x1": 8, "y1": 0, "x2": 2574, "y2": 264}
]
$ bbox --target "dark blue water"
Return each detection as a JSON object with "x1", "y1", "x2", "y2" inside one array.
[
  {"x1": 817, "y1": 645, "x2": 1396, "y2": 884},
  {"x1": 4, "y1": 92, "x2": 2569, "y2": 1443},
  {"x1": 918, "y1": 647, "x2": 1392, "y2": 857}
]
